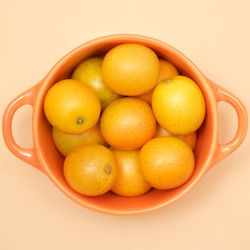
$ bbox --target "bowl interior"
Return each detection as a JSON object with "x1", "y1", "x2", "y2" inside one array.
[{"x1": 36, "y1": 36, "x2": 215, "y2": 214}]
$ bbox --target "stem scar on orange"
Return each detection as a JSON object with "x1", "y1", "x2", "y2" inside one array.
[
  {"x1": 44, "y1": 79, "x2": 101, "y2": 134},
  {"x1": 64, "y1": 144, "x2": 118, "y2": 196}
]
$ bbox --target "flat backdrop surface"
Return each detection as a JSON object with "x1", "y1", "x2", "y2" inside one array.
[{"x1": 0, "y1": 0, "x2": 249, "y2": 249}]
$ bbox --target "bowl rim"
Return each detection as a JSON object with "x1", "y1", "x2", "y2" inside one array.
[{"x1": 33, "y1": 34, "x2": 218, "y2": 215}]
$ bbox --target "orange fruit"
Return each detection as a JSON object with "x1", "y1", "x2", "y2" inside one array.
[
  {"x1": 155, "y1": 126, "x2": 197, "y2": 150},
  {"x1": 101, "y1": 97, "x2": 156, "y2": 150},
  {"x1": 102, "y1": 43, "x2": 160, "y2": 96},
  {"x1": 71, "y1": 57, "x2": 120, "y2": 109},
  {"x1": 52, "y1": 123, "x2": 106, "y2": 156},
  {"x1": 64, "y1": 144, "x2": 118, "y2": 196},
  {"x1": 152, "y1": 76, "x2": 206, "y2": 135},
  {"x1": 111, "y1": 149, "x2": 151, "y2": 197},
  {"x1": 158, "y1": 59, "x2": 179, "y2": 82},
  {"x1": 44, "y1": 79, "x2": 101, "y2": 134},
  {"x1": 139, "y1": 137, "x2": 195, "y2": 190},
  {"x1": 138, "y1": 59, "x2": 179, "y2": 103}
]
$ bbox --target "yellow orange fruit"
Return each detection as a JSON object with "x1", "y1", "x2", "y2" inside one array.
[
  {"x1": 158, "y1": 59, "x2": 179, "y2": 82},
  {"x1": 111, "y1": 149, "x2": 151, "y2": 197},
  {"x1": 64, "y1": 144, "x2": 118, "y2": 196},
  {"x1": 152, "y1": 76, "x2": 205, "y2": 135},
  {"x1": 52, "y1": 123, "x2": 106, "y2": 156},
  {"x1": 139, "y1": 137, "x2": 195, "y2": 190},
  {"x1": 102, "y1": 43, "x2": 160, "y2": 96},
  {"x1": 44, "y1": 79, "x2": 101, "y2": 134},
  {"x1": 155, "y1": 126, "x2": 197, "y2": 150},
  {"x1": 72, "y1": 57, "x2": 120, "y2": 109},
  {"x1": 101, "y1": 97, "x2": 156, "y2": 150}
]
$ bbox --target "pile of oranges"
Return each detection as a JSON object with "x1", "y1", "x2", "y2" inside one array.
[{"x1": 44, "y1": 43, "x2": 206, "y2": 197}]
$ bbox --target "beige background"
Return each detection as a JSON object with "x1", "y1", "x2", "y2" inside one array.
[{"x1": 0, "y1": 0, "x2": 250, "y2": 249}]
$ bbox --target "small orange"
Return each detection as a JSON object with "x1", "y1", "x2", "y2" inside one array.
[
  {"x1": 44, "y1": 79, "x2": 101, "y2": 134},
  {"x1": 111, "y1": 149, "x2": 151, "y2": 197},
  {"x1": 155, "y1": 126, "x2": 197, "y2": 150},
  {"x1": 102, "y1": 43, "x2": 160, "y2": 96},
  {"x1": 64, "y1": 144, "x2": 118, "y2": 196},
  {"x1": 52, "y1": 123, "x2": 106, "y2": 156},
  {"x1": 139, "y1": 137, "x2": 195, "y2": 190},
  {"x1": 101, "y1": 97, "x2": 156, "y2": 150},
  {"x1": 158, "y1": 59, "x2": 179, "y2": 82},
  {"x1": 71, "y1": 57, "x2": 120, "y2": 109}
]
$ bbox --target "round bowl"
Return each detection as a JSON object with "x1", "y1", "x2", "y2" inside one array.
[{"x1": 2, "y1": 34, "x2": 248, "y2": 215}]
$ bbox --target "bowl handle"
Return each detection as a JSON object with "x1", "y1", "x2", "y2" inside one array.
[
  {"x1": 208, "y1": 79, "x2": 248, "y2": 166},
  {"x1": 2, "y1": 84, "x2": 41, "y2": 170}
]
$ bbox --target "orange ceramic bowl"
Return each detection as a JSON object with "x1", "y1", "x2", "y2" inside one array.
[{"x1": 2, "y1": 35, "x2": 248, "y2": 215}]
